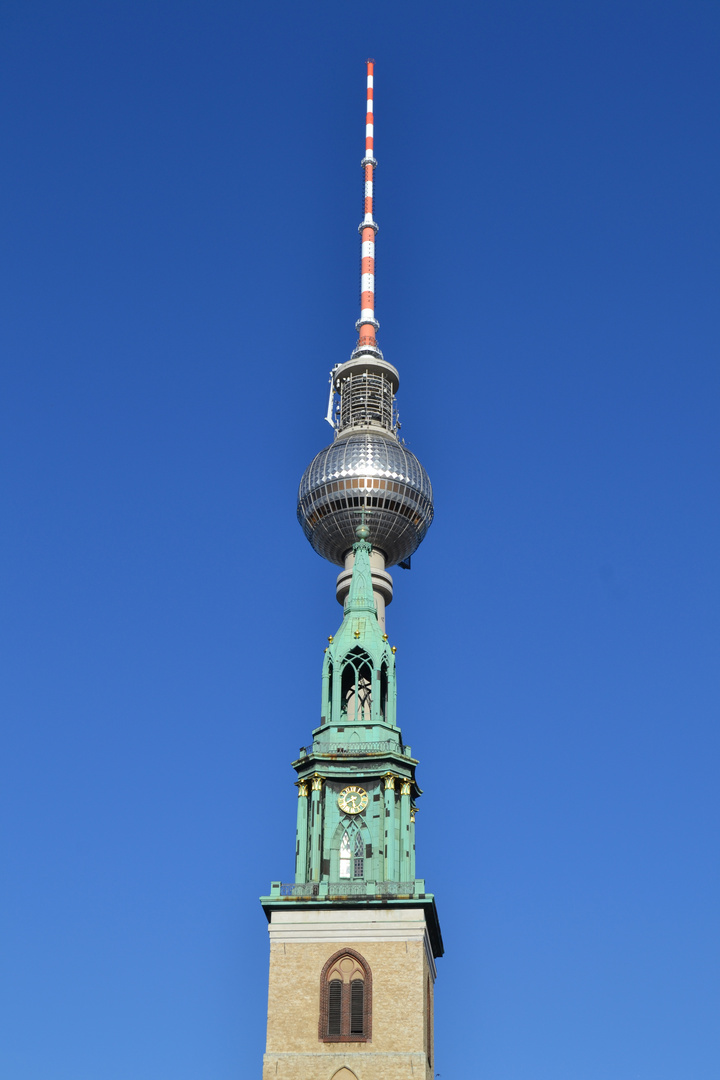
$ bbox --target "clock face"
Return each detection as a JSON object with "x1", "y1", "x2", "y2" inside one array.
[{"x1": 338, "y1": 786, "x2": 368, "y2": 815}]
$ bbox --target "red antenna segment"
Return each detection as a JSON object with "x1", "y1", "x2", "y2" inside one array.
[{"x1": 356, "y1": 59, "x2": 379, "y2": 353}]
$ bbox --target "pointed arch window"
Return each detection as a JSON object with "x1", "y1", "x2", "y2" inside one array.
[
  {"x1": 340, "y1": 648, "x2": 373, "y2": 722},
  {"x1": 338, "y1": 830, "x2": 365, "y2": 879},
  {"x1": 327, "y1": 661, "x2": 334, "y2": 716},
  {"x1": 319, "y1": 948, "x2": 372, "y2": 1042},
  {"x1": 380, "y1": 660, "x2": 388, "y2": 721}
]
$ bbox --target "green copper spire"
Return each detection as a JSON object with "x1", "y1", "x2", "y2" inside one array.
[
  {"x1": 320, "y1": 527, "x2": 396, "y2": 734},
  {"x1": 259, "y1": 527, "x2": 441, "y2": 957},
  {"x1": 343, "y1": 525, "x2": 379, "y2": 617}
]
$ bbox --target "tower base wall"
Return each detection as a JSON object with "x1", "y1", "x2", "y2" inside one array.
[
  {"x1": 262, "y1": 908, "x2": 435, "y2": 1080},
  {"x1": 262, "y1": 1051, "x2": 429, "y2": 1080}
]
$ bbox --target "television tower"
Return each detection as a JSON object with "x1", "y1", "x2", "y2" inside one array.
[
  {"x1": 297, "y1": 61, "x2": 434, "y2": 630},
  {"x1": 261, "y1": 62, "x2": 442, "y2": 1080}
]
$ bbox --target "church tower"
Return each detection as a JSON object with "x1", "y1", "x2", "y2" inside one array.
[{"x1": 260, "y1": 61, "x2": 442, "y2": 1080}]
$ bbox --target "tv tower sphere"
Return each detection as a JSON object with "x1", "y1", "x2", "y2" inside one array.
[
  {"x1": 297, "y1": 62, "x2": 434, "y2": 569},
  {"x1": 298, "y1": 425, "x2": 434, "y2": 569}
]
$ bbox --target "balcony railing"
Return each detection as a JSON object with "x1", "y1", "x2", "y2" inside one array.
[
  {"x1": 298, "y1": 740, "x2": 403, "y2": 758},
  {"x1": 271, "y1": 879, "x2": 423, "y2": 899},
  {"x1": 280, "y1": 883, "x2": 320, "y2": 898}
]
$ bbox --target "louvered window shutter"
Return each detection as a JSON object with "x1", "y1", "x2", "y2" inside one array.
[
  {"x1": 350, "y1": 979, "x2": 364, "y2": 1035},
  {"x1": 328, "y1": 980, "x2": 342, "y2": 1035}
]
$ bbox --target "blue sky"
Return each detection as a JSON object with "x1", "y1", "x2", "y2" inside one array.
[{"x1": 1, "y1": 2, "x2": 718, "y2": 1078}]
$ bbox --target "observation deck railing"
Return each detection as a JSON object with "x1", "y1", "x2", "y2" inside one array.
[
  {"x1": 270, "y1": 880, "x2": 424, "y2": 899},
  {"x1": 298, "y1": 740, "x2": 405, "y2": 758}
]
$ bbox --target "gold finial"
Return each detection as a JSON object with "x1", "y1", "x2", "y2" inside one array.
[
  {"x1": 382, "y1": 633, "x2": 388, "y2": 642},
  {"x1": 328, "y1": 635, "x2": 334, "y2": 643},
  {"x1": 354, "y1": 630, "x2": 361, "y2": 639},
  {"x1": 391, "y1": 646, "x2": 397, "y2": 654}
]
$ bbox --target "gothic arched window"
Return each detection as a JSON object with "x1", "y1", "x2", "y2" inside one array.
[
  {"x1": 340, "y1": 648, "x2": 373, "y2": 722},
  {"x1": 338, "y1": 830, "x2": 365, "y2": 879},
  {"x1": 380, "y1": 660, "x2": 388, "y2": 721},
  {"x1": 319, "y1": 948, "x2": 372, "y2": 1042}
]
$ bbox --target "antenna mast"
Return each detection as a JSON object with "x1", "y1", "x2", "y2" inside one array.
[{"x1": 356, "y1": 59, "x2": 380, "y2": 357}]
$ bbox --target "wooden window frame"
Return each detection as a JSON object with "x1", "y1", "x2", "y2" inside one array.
[{"x1": 318, "y1": 948, "x2": 372, "y2": 1043}]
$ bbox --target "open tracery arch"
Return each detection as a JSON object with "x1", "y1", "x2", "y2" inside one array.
[
  {"x1": 340, "y1": 647, "x2": 373, "y2": 722},
  {"x1": 338, "y1": 828, "x2": 366, "y2": 879}
]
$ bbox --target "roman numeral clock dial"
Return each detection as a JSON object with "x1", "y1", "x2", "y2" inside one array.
[{"x1": 338, "y1": 786, "x2": 368, "y2": 814}]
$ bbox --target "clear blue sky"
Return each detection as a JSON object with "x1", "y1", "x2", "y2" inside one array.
[{"x1": 2, "y1": 2, "x2": 718, "y2": 1078}]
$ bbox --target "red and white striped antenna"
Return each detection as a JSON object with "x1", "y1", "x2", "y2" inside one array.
[
  {"x1": 326, "y1": 61, "x2": 399, "y2": 430},
  {"x1": 356, "y1": 59, "x2": 380, "y2": 355}
]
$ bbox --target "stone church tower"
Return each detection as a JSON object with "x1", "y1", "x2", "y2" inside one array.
[{"x1": 260, "y1": 61, "x2": 442, "y2": 1080}]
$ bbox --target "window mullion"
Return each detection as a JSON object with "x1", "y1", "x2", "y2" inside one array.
[{"x1": 341, "y1": 979, "x2": 351, "y2": 1036}]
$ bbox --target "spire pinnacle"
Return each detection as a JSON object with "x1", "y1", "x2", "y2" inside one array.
[
  {"x1": 355, "y1": 60, "x2": 379, "y2": 357},
  {"x1": 343, "y1": 527, "x2": 377, "y2": 616}
]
